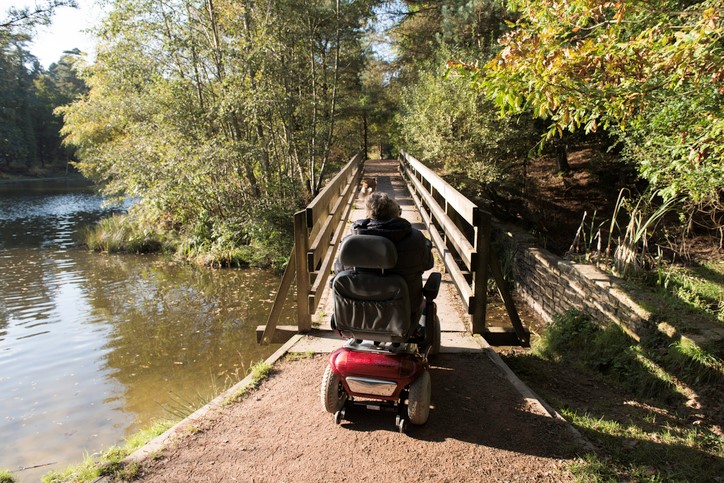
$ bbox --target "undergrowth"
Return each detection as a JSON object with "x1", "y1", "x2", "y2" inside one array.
[
  {"x1": 532, "y1": 311, "x2": 676, "y2": 400},
  {"x1": 649, "y1": 261, "x2": 724, "y2": 324},
  {"x1": 503, "y1": 310, "x2": 724, "y2": 482},
  {"x1": 82, "y1": 208, "x2": 293, "y2": 271}
]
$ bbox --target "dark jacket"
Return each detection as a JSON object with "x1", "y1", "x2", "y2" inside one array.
[{"x1": 349, "y1": 217, "x2": 434, "y2": 322}]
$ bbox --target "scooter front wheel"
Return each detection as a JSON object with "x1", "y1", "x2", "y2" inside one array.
[{"x1": 321, "y1": 364, "x2": 347, "y2": 414}]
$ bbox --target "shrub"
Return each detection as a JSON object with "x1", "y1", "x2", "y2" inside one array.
[{"x1": 394, "y1": 50, "x2": 539, "y2": 199}]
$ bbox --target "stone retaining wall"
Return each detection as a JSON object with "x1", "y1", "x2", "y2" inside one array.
[{"x1": 506, "y1": 232, "x2": 654, "y2": 340}]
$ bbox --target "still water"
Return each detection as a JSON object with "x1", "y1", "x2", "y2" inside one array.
[{"x1": 0, "y1": 179, "x2": 289, "y2": 480}]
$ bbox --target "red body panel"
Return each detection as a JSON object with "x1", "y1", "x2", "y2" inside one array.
[{"x1": 328, "y1": 348, "x2": 427, "y2": 401}]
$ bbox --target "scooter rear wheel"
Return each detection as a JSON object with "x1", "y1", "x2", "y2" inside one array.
[
  {"x1": 407, "y1": 370, "x2": 431, "y2": 425},
  {"x1": 321, "y1": 364, "x2": 347, "y2": 413}
]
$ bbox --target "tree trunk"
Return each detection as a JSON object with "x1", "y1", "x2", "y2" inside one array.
[{"x1": 556, "y1": 142, "x2": 570, "y2": 173}]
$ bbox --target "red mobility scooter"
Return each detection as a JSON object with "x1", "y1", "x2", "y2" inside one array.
[{"x1": 320, "y1": 234, "x2": 441, "y2": 433}]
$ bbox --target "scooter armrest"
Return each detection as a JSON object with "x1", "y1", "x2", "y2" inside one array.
[{"x1": 422, "y1": 272, "x2": 442, "y2": 300}]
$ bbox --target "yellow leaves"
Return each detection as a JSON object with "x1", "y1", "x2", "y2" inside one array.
[
  {"x1": 561, "y1": 108, "x2": 576, "y2": 127},
  {"x1": 614, "y1": 2, "x2": 626, "y2": 24},
  {"x1": 447, "y1": 59, "x2": 478, "y2": 73}
]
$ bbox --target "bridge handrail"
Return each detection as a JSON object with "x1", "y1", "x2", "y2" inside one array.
[
  {"x1": 259, "y1": 151, "x2": 364, "y2": 344},
  {"x1": 399, "y1": 149, "x2": 527, "y2": 343}
]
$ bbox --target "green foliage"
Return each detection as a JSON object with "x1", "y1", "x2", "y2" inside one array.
[
  {"x1": 61, "y1": 0, "x2": 380, "y2": 263},
  {"x1": 0, "y1": 7, "x2": 85, "y2": 173},
  {"x1": 563, "y1": 407, "x2": 724, "y2": 482},
  {"x1": 610, "y1": 190, "x2": 682, "y2": 277},
  {"x1": 465, "y1": 0, "x2": 723, "y2": 217},
  {"x1": 1, "y1": 1, "x2": 77, "y2": 31},
  {"x1": 390, "y1": 0, "x2": 514, "y2": 83},
  {"x1": 394, "y1": 50, "x2": 538, "y2": 194},
  {"x1": 250, "y1": 360, "x2": 273, "y2": 382},
  {"x1": 669, "y1": 338, "x2": 724, "y2": 384},
  {"x1": 0, "y1": 468, "x2": 15, "y2": 483},
  {"x1": 226, "y1": 360, "x2": 274, "y2": 404},
  {"x1": 508, "y1": 309, "x2": 724, "y2": 481},
  {"x1": 654, "y1": 261, "x2": 724, "y2": 324},
  {"x1": 81, "y1": 210, "x2": 172, "y2": 254},
  {"x1": 534, "y1": 311, "x2": 676, "y2": 399}
]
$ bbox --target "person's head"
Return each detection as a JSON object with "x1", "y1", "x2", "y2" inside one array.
[{"x1": 365, "y1": 192, "x2": 401, "y2": 221}]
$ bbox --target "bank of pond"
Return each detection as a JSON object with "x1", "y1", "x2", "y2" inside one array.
[{"x1": 0, "y1": 179, "x2": 289, "y2": 481}]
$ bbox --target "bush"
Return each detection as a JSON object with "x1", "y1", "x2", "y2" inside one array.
[
  {"x1": 174, "y1": 201, "x2": 295, "y2": 270},
  {"x1": 394, "y1": 50, "x2": 539, "y2": 198}
]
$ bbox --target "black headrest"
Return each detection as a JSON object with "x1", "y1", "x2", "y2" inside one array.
[{"x1": 338, "y1": 235, "x2": 397, "y2": 269}]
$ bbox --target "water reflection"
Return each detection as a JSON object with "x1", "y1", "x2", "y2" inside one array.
[{"x1": 0, "y1": 180, "x2": 290, "y2": 480}]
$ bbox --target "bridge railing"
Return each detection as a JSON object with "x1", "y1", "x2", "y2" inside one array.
[
  {"x1": 258, "y1": 151, "x2": 365, "y2": 344},
  {"x1": 399, "y1": 149, "x2": 528, "y2": 345}
]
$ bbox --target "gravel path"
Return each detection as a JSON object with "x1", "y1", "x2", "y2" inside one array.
[{"x1": 134, "y1": 354, "x2": 578, "y2": 482}]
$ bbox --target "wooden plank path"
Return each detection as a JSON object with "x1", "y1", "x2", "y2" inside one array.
[{"x1": 291, "y1": 158, "x2": 481, "y2": 354}]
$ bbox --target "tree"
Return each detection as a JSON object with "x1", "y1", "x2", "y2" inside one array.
[
  {"x1": 468, "y1": 0, "x2": 723, "y2": 215},
  {"x1": 386, "y1": 0, "x2": 538, "y2": 199},
  {"x1": 61, "y1": 0, "x2": 380, "y2": 266},
  {"x1": 0, "y1": 2, "x2": 82, "y2": 171},
  {"x1": 0, "y1": 37, "x2": 38, "y2": 167},
  {"x1": 1, "y1": 0, "x2": 77, "y2": 30},
  {"x1": 389, "y1": 0, "x2": 514, "y2": 83},
  {"x1": 395, "y1": 48, "x2": 537, "y2": 198},
  {"x1": 34, "y1": 50, "x2": 87, "y2": 166}
]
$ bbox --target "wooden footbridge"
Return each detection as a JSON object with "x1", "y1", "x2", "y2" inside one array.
[{"x1": 258, "y1": 151, "x2": 530, "y2": 350}]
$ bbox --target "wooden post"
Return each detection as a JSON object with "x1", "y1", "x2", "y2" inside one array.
[
  {"x1": 258, "y1": 250, "x2": 296, "y2": 344},
  {"x1": 471, "y1": 210, "x2": 491, "y2": 334},
  {"x1": 489, "y1": 248, "x2": 530, "y2": 346},
  {"x1": 294, "y1": 210, "x2": 312, "y2": 332}
]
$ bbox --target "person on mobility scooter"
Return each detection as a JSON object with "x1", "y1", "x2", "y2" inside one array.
[{"x1": 320, "y1": 192, "x2": 443, "y2": 432}]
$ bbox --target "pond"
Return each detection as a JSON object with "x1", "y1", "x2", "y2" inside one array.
[{"x1": 0, "y1": 178, "x2": 290, "y2": 481}]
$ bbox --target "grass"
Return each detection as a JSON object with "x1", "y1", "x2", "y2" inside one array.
[
  {"x1": 0, "y1": 468, "x2": 16, "y2": 483},
  {"x1": 650, "y1": 261, "x2": 724, "y2": 324},
  {"x1": 225, "y1": 360, "x2": 274, "y2": 405},
  {"x1": 285, "y1": 351, "x2": 315, "y2": 361},
  {"x1": 562, "y1": 407, "x2": 723, "y2": 482},
  {"x1": 502, "y1": 310, "x2": 724, "y2": 482},
  {"x1": 41, "y1": 420, "x2": 175, "y2": 483},
  {"x1": 81, "y1": 213, "x2": 171, "y2": 254}
]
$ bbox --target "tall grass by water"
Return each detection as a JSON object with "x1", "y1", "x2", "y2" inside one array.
[{"x1": 81, "y1": 213, "x2": 171, "y2": 254}]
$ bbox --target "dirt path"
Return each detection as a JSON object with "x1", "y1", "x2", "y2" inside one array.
[{"x1": 134, "y1": 354, "x2": 578, "y2": 482}]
